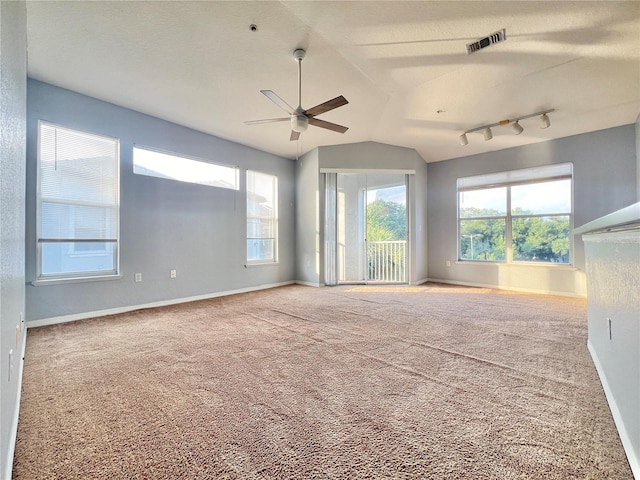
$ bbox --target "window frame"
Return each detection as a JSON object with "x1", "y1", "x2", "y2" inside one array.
[
  {"x1": 457, "y1": 164, "x2": 573, "y2": 265},
  {"x1": 246, "y1": 170, "x2": 278, "y2": 266},
  {"x1": 36, "y1": 121, "x2": 121, "y2": 283}
]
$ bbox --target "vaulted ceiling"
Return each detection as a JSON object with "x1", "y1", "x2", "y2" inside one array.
[{"x1": 26, "y1": 1, "x2": 640, "y2": 162}]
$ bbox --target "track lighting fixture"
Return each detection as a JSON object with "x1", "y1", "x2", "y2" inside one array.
[
  {"x1": 459, "y1": 109, "x2": 554, "y2": 146},
  {"x1": 540, "y1": 113, "x2": 551, "y2": 129},
  {"x1": 512, "y1": 121, "x2": 524, "y2": 135}
]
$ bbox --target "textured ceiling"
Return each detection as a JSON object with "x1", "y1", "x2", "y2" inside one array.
[{"x1": 26, "y1": 1, "x2": 640, "y2": 162}]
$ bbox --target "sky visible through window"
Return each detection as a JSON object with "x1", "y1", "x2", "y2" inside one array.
[
  {"x1": 133, "y1": 147, "x2": 238, "y2": 190},
  {"x1": 460, "y1": 179, "x2": 570, "y2": 215}
]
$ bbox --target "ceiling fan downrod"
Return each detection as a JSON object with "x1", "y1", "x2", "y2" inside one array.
[{"x1": 292, "y1": 49, "x2": 307, "y2": 132}]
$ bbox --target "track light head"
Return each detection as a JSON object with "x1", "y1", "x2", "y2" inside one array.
[
  {"x1": 483, "y1": 127, "x2": 493, "y2": 141},
  {"x1": 540, "y1": 113, "x2": 551, "y2": 129},
  {"x1": 512, "y1": 121, "x2": 524, "y2": 135},
  {"x1": 459, "y1": 133, "x2": 469, "y2": 146}
]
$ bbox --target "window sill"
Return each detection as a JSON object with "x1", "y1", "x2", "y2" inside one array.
[
  {"x1": 32, "y1": 274, "x2": 122, "y2": 287},
  {"x1": 455, "y1": 261, "x2": 578, "y2": 270},
  {"x1": 245, "y1": 262, "x2": 279, "y2": 268}
]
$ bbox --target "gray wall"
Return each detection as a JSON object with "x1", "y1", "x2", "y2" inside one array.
[
  {"x1": 427, "y1": 125, "x2": 638, "y2": 296},
  {"x1": 26, "y1": 80, "x2": 296, "y2": 322},
  {"x1": 295, "y1": 148, "x2": 321, "y2": 285},
  {"x1": 583, "y1": 228, "x2": 640, "y2": 476},
  {"x1": 636, "y1": 114, "x2": 640, "y2": 201},
  {"x1": 0, "y1": 1, "x2": 27, "y2": 477},
  {"x1": 295, "y1": 141, "x2": 429, "y2": 286}
]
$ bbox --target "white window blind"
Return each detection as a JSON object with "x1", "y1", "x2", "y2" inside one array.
[
  {"x1": 457, "y1": 163, "x2": 573, "y2": 191},
  {"x1": 37, "y1": 122, "x2": 120, "y2": 279}
]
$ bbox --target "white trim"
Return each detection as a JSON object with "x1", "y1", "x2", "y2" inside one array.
[
  {"x1": 27, "y1": 281, "x2": 295, "y2": 328},
  {"x1": 32, "y1": 274, "x2": 123, "y2": 286},
  {"x1": 411, "y1": 277, "x2": 430, "y2": 286},
  {"x1": 588, "y1": 341, "x2": 639, "y2": 479},
  {"x1": 244, "y1": 262, "x2": 279, "y2": 268},
  {"x1": 426, "y1": 278, "x2": 586, "y2": 298},
  {"x1": 4, "y1": 328, "x2": 27, "y2": 480},
  {"x1": 295, "y1": 280, "x2": 322, "y2": 288},
  {"x1": 454, "y1": 261, "x2": 579, "y2": 271},
  {"x1": 320, "y1": 168, "x2": 415, "y2": 175}
]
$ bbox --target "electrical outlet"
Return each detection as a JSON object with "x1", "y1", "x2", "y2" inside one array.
[
  {"x1": 170, "y1": 269, "x2": 177, "y2": 279},
  {"x1": 134, "y1": 273, "x2": 142, "y2": 282},
  {"x1": 446, "y1": 260, "x2": 451, "y2": 267}
]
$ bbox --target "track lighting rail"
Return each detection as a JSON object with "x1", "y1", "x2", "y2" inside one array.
[{"x1": 459, "y1": 109, "x2": 554, "y2": 145}]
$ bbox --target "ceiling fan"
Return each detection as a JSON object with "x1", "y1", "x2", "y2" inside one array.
[{"x1": 245, "y1": 49, "x2": 349, "y2": 141}]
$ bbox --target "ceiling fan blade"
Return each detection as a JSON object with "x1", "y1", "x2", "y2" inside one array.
[
  {"x1": 261, "y1": 90, "x2": 295, "y2": 114},
  {"x1": 290, "y1": 130, "x2": 301, "y2": 141},
  {"x1": 245, "y1": 117, "x2": 290, "y2": 125},
  {"x1": 304, "y1": 95, "x2": 349, "y2": 117},
  {"x1": 308, "y1": 117, "x2": 349, "y2": 134}
]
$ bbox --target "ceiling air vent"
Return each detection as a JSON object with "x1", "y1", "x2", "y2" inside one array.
[{"x1": 466, "y1": 29, "x2": 506, "y2": 54}]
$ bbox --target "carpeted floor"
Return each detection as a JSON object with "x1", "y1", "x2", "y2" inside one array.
[{"x1": 13, "y1": 283, "x2": 633, "y2": 479}]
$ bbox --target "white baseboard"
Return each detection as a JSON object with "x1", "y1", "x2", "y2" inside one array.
[
  {"x1": 412, "y1": 277, "x2": 429, "y2": 286},
  {"x1": 588, "y1": 340, "x2": 639, "y2": 479},
  {"x1": 27, "y1": 281, "x2": 296, "y2": 329},
  {"x1": 4, "y1": 327, "x2": 27, "y2": 480},
  {"x1": 295, "y1": 280, "x2": 322, "y2": 288},
  {"x1": 426, "y1": 277, "x2": 586, "y2": 298}
]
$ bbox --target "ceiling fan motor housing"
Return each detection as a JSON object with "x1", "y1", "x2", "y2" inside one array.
[{"x1": 293, "y1": 48, "x2": 306, "y2": 62}]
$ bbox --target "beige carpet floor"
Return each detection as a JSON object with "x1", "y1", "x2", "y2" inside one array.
[{"x1": 13, "y1": 283, "x2": 632, "y2": 479}]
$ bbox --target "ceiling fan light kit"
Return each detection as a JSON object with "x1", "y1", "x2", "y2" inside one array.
[
  {"x1": 291, "y1": 114, "x2": 308, "y2": 133},
  {"x1": 245, "y1": 48, "x2": 349, "y2": 141},
  {"x1": 459, "y1": 109, "x2": 554, "y2": 146}
]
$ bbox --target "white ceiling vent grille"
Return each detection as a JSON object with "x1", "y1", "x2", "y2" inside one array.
[{"x1": 466, "y1": 29, "x2": 506, "y2": 54}]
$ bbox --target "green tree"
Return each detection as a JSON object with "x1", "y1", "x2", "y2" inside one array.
[
  {"x1": 459, "y1": 207, "x2": 505, "y2": 260},
  {"x1": 459, "y1": 206, "x2": 570, "y2": 263},
  {"x1": 366, "y1": 200, "x2": 406, "y2": 241},
  {"x1": 512, "y1": 212, "x2": 569, "y2": 262},
  {"x1": 366, "y1": 199, "x2": 407, "y2": 280}
]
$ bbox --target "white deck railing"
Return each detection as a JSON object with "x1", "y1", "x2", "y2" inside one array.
[{"x1": 367, "y1": 240, "x2": 406, "y2": 282}]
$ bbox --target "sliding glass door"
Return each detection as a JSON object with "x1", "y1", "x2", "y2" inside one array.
[{"x1": 327, "y1": 172, "x2": 408, "y2": 284}]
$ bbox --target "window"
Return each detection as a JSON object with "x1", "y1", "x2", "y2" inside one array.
[
  {"x1": 246, "y1": 170, "x2": 278, "y2": 264},
  {"x1": 133, "y1": 146, "x2": 239, "y2": 190},
  {"x1": 37, "y1": 122, "x2": 120, "y2": 280},
  {"x1": 457, "y1": 164, "x2": 572, "y2": 264}
]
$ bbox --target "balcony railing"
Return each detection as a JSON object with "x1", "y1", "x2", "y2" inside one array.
[{"x1": 367, "y1": 240, "x2": 406, "y2": 282}]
